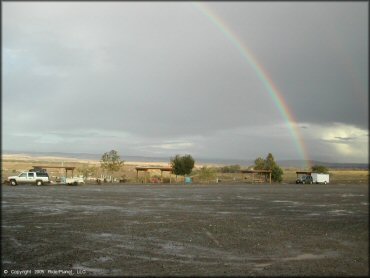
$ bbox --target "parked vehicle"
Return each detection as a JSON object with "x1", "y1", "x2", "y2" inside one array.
[
  {"x1": 311, "y1": 173, "x2": 329, "y2": 184},
  {"x1": 65, "y1": 176, "x2": 85, "y2": 185},
  {"x1": 7, "y1": 171, "x2": 50, "y2": 186},
  {"x1": 296, "y1": 175, "x2": 313, "y2": 184}
]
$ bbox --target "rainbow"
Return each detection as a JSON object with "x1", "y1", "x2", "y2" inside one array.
[{"x1": 193, "y1": 2, "x2": 311, "y2": 169}]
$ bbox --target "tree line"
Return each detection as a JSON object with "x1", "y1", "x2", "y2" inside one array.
[{"x1": 78, "y1": 149, "x2": 328, "y2": 183}]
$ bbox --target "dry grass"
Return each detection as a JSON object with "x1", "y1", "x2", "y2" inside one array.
[
  {"x1": 328, "y1": 169, "x2": 369, "y2": 184},
  {"x1": 1, "y1": 155, "x2": 177, "y2": 183},
  {"x1": 282, "y1": 168, "x2": 368, "y2": 184}
]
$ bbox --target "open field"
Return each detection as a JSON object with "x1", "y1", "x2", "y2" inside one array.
[
  {"x1": 2, "y1": 154, "x2": 368, "y2": 184},
  {"x1": 280, "y1": 168, "x2": 369, "y2": 184},
  {"x1": 2, "y1": 183, "x2": 368, "y2": 276}
]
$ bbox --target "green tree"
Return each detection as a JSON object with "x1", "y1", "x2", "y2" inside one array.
[
  {"x1": 100, "y1": 150, "x2": 124, "y2": 178},
  {"x1": 170, "y1": 154, "x2": 195, "y2": 177},
  {"x1": 264, "y1": 153, "x2": 275, "y2": 169},
  {"x1": 271, "y1": 164, "x2": 284, "y2": 183},
  {"x1": 254, "y1": 157, "x2": 265, "y2": 170},
  {"x1": 311, "y1": 165, "x2": 329, "y2": 174},
  {"x1": 253, "y1": 153, "x2": 283, "y2": 183}
]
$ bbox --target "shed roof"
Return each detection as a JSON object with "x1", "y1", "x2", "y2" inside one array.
[
  {"x1": 135, "y1": 166, "x2": 172, "y2": 172},
  {"x1": 33, "y1": 165, "x2": 76, "y2": 170},
  {"x1": 241, "y1": 170, "x2": 272, "y2": 173}
]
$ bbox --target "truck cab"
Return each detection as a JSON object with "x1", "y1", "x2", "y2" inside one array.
[{"x1": 296, "y1": 175, "x2": 313, "y2": 184}]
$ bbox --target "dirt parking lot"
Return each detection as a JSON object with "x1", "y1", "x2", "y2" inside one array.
[{"x1": 1, "y1": 183, "x2": 369, "y2": 276}]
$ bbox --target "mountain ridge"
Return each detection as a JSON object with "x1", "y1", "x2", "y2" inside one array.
[{"x1": 2, "y1": 150, "x2": 368, "y2": 169}]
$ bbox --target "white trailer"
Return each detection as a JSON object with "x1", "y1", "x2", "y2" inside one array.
[
  {"x1": 65, "y1": 176, "x2": 85, "y2": 185},
  {"x1": 311, "y1": 173, "x2": 329, "y2": 184}
]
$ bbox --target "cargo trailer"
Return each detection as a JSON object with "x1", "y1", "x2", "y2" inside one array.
[{"x1": 311, "y1": 173, "x2": 329, "y2": 184}]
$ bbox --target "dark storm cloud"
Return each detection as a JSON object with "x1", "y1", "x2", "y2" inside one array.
[
  {"x1": 3, "y1": 2, "x2": 368, "y2": 163},
  {"x1": 209, "y1": 2, "x2": 368, "y2": 129},
  {"x1": 3, "y1": 2, "x2": 277, "y2": 138}
]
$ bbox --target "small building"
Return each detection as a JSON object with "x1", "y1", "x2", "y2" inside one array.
[
  {"x1": 135, "y1": 166, "x2": 173, "y2": 183},
  {"x1": 296, "y1": 171, "x2": 312, "y2": 179},
  {"x1": 241, "y1": 169, "x2": 272, "y2": 184}
]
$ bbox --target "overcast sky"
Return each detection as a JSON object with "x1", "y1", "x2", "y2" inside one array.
[{"x1": 3, "y1": 2, "x2": 368, "y2": 163}]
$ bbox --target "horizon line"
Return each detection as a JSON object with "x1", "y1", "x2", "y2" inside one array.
[{"x1": 2, "y1": 150, "x2": 368, "y2": 165}]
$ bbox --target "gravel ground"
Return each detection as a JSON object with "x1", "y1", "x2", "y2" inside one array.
[{"x1": 1, "y1": 183, "x2": 368, "y2": 276}]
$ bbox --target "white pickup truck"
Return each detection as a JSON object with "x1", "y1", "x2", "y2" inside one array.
[{"x1": 7, "y1": 171, "x2": 50, "y2": 186}]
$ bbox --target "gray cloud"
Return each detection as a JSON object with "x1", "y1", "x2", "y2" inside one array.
[
  {"x1": 334, "y1": 136, "x2": 357, "y2": 142},
  {"x1": 210, "y1": 2, "x2": 368, "y2": 129},
  {"x1": 3, "y1": 2, "x2": 368, "y2": 163}
]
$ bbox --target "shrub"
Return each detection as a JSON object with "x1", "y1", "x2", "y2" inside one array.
[
  {"x1": 197, "y1": 166, "x2": 217, "y2": 181},
  {"x1": 220, "y1": 164, "x2": 241, "y2": 173},
  {"x1": 162, "y1": 177, "x2": 171, "y2": 184},
  {"x1": 311, "y1": 165, "x2": 329, "y2": 174}
]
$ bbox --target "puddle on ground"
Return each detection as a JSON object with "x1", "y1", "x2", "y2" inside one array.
[
  {"x1": 341, "y1": 194, "x2": 365, "y2": 198},
  {"x1": 272, "y1": 200, "x2": 302, "y2": 205},
  {"x1": 329, "y1": 209, "x2": 353, "y2": 215},
  {"x1": 217, "y1": 211, "x2": 233, "y2": 214},
  {"x1": 253, "y1": 262, "x2": 272, "y2": 271},
  {"x1": 313, "y1": 204, "x2": 337, "y2": 207},
  {"x1": 96, "y1": 256, "x2": 113, "y2": 262},
  {"x1": 280, "y1": 251, "x2": 338, "y2": 261},
  {"x1": 2, "y1": 225, "x2": 25, "y2": 229}
]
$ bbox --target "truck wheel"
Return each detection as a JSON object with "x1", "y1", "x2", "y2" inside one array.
[
  {"x1": 10, "y1": 179, "x2": 17, "y2": 186},
  {"x1": 36, "y1": 180, "x2": 43, "y2": 186},
  {"x1": 324, "y1": 181, "x2": 327, "y2": 184}
]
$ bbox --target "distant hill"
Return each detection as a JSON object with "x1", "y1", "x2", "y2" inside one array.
[
  {"x1": 276, "y1": 160, "x2": 369, "y2": 170},
  {"x1": 2, "y1": 150, "x2": 368, "y2": 169},
  {"x1": 308, "y1": 161, "x2": 368, "y2": 170}
]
